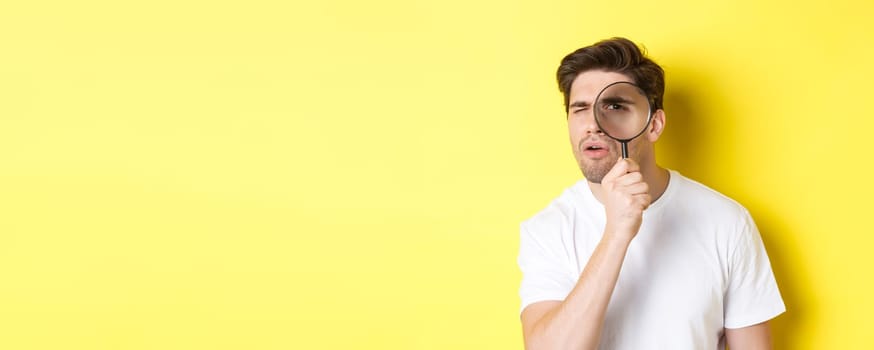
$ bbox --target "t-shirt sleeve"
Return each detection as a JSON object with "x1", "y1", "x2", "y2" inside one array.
[
  {"x1": 517, "y1": 223, "x2": 576, "y2": 315},
  {"x1": 723, "y1": 211, "x2": 786, "y2": 328}
]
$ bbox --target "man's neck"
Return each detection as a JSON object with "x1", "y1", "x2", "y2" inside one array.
[{"x1": 587, "y1": 164, "x2": 671, "y2": 206}]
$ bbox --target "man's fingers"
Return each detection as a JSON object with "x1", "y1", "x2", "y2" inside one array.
[
  {"x1": 623, "y1": 158, "x2": 641, "y2": 173},
  {"x1": 624, "y1": 182, "x2": 649, "y2": 195},
  {"x1": 614, "y1": 171, "x2": 644, "y2": 186},
  {"x1": 604, "y1": 158, "x2": 643, "y2": 186},
  {"x1": 603, "y1": 158, "x2": 628, "y2": 184},
  {"x1": 634, "y1": 193, "x2": 652, "y2": 209}
]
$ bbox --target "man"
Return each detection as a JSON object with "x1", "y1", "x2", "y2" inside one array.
[{"x1": 517, "y1": 38, "x2": 785, "y2": 349}]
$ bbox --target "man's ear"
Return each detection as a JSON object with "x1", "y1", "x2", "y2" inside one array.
[{"x1": 646, "y1": 109, "x2": 666, "y2": 142}]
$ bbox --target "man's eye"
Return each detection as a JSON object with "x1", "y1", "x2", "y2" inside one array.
[{"x1": 606, "y1": 103, "x2": 622, "y2": 110}]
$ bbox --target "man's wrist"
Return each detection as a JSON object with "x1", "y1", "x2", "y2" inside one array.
[{"x1": 600, "y1": 231, "x2": 634, "y2": 249}]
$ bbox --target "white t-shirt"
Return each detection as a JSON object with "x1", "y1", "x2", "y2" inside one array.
[{"x1": 518, "y1": 170, "x2": 785, "y2": 349}]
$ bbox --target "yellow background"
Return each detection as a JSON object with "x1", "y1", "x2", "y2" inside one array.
[{"x1": 1, "y1": 0, "x2": 872, "y2": 348}]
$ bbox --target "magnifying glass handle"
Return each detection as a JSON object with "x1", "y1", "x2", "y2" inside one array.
[{"x1": 621, "y1": 142, "x2": 628, "y2": 159}]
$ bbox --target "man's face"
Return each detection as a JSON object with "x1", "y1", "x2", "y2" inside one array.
[{"x1": 567, "y1": 70, "x2": 647, "y2": 183}]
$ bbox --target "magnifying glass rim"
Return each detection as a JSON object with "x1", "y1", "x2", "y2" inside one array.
[{"x1": 593, "y1": 81, "x2": 654, "y2": 142}]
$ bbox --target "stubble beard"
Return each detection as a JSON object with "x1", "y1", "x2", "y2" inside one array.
[
  {"x1": 575, "y1": 137, "x2": 619, "y2": 184},
  {"x1": 579, "y1": 157, "x2": 616, "y2": 184}
]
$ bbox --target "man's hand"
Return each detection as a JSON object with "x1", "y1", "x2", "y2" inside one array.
[
  {"x1": 601, "y1": 158, "x2": 651, "y2": 243},
  {"x1": 521, "y1": 157, "x2": 651, "y2": 350}
]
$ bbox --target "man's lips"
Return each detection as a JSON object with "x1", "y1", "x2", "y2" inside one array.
[{"x1": 581, "y1": 140, "x2": 611, "y2": 158}]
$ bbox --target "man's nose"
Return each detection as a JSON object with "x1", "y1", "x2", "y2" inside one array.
[{"x1": 581, "y1": 111, "x2": 604, "y2": 135}]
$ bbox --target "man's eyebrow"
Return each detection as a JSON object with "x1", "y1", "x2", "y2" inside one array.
[
  {"x1": 569, "y1": 101, "x2": 590, "y2": 109},
  {"x1": 598, "y1": 96, "x2": 633, "y2": 104}
]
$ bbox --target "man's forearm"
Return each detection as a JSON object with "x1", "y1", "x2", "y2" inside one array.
[{"x1": 525, "y1": 235, "x2": 631, "y2": 350}]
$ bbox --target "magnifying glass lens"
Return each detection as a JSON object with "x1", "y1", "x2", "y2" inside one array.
[{"x1": 594, "y1": 82, "x2": 652, "y2": 140}]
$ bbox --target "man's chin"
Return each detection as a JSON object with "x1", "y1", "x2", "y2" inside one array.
[
  {"x1": 583, "y1": 176, "x2": 604, "y2": 184},
  {"x1": 580, "y1": 165, "x2": 612, "y2": 184}
]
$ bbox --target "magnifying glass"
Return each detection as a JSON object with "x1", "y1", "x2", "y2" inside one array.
[{"x1": 593, "y1": 81, "x2": 654, "y2": 158}]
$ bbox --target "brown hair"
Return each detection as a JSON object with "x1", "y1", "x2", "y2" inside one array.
[{"x1": 557, "y1": 37, "x2": 665, "y2": 112}]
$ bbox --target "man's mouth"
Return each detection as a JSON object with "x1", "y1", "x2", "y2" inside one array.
[{"x1": 581, "y1": 141, "x2": 611, "y2": 158}]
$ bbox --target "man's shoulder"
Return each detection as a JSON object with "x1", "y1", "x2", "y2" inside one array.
[
  {"x1": 669, "y1": 171, "x2": 751, "y2": 220},
  {"x1": 520, "y1": 180, "x2": 591, "y2": 235}
]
